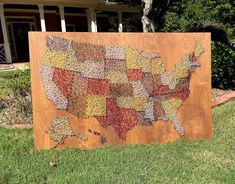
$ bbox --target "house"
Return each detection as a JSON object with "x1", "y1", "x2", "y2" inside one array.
[{"x1": 0, "y1": 0, "x2": 140, "y2": 64}]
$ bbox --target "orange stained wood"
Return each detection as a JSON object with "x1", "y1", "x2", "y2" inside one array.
[{"x1": 29, "y1": 32, "x2": 212, "y2": 150}]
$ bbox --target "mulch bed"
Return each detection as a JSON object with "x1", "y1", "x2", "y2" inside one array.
[
  {"x1": 212, "y1": 89, "x2": 235, "y2": 107},
  {"x1": 0, "y1": 95, "x2": 32, "y2": 127},
  {"x1": 0, "y1": 88, "x2": 234, "y2": 129},
  {"x1": 212, "y1": 88, "x2": 234, "y2": 99}
]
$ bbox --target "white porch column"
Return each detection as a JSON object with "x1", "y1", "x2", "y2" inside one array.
[
  {"x1": 118, "y1": 11, "x2": 123, "y2": 32},
  {"x1": 59, "y1": 6, "x2": 66, "y2": 32},
  {"x1": 38, "y1": 5, "x2": 46, "y2": 32},
  {"x1": 90, "y1": 8, "x2": 97, "y2": 32},
  {"x1": 86, "y1": 8, "x2": 97, "y2": 32},
  {"x1": 85, "y1": 9, "x2": 91, "y2": 32},
  {"x1": 0, "y1": 4, "x2": 12, "y2": 63}
]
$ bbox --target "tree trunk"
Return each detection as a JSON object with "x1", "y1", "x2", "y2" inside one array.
[{"x1": 141, "y1": 0, "x2": 155, "y2": 32}]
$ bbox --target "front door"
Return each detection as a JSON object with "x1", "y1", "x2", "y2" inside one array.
[{"x1": 12, "y1": 23, "x2": 30, "y2": 62}]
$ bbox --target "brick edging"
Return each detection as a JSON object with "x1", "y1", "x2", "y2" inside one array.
[
  {"x1": 212, "y1": 91, "x2": 235, "y2": 107},
  {"x1": 8, "y1": 124, "x2": 33, "y2": 129}
]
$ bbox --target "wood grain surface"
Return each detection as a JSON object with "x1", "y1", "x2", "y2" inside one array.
[{"x1": 29, "y1": 32, "x2": 211, "y2": 150}]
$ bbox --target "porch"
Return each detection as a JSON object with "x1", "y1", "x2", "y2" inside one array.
[{"x1": 0, "y1": 1, "x2": 140, "y2": 64}]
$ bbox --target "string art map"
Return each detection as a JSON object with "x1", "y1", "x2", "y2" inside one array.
[{"x1": 29, "y1": 33, "x2": 212, "y2": 150}]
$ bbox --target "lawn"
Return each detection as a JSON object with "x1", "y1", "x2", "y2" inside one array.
[{"x1": 0, "y1": 100, "x2": 234, "y2": 184}]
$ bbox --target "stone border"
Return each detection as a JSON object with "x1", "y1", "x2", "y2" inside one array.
[
  {"x1": 0, "y1": 62, "x2": 28, "y2": 72},
  {"x1": 212, "y1": 91, "x2": 235, "y2": 107}
]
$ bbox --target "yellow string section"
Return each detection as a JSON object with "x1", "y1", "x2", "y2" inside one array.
[
  {"x1": 125, "y1": 47, "x2": 140, "y2": 69},
  {"x1": 40, "y1": 48, "x2": 68, "y2": 69},
  {"x1": 152, "y1": 58, "x2": 166, "y2": 75}
]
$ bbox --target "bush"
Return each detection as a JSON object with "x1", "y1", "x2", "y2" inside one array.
[
  {"x1": 162, "y1": 0, "x2": 234, "y2": 41},
  {"x1": 212, "y1": 42, "x2": 235, "y2": 89}
]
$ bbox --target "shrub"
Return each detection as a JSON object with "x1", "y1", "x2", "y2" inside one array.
[{"x1": 212, "y1": 42, "x2": 235, "y2": 89}]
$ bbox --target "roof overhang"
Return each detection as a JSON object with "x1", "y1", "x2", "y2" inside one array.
[{"x1": 1, "y1": 0, "x2": 140, "y2": 13}]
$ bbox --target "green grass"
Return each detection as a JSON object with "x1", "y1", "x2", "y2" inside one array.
[
  {"x1": 0, "y1": 101, "x2": 235, "y2": 184},
  {"x1": 0, "y1": 70, "x2": 24, "y2": 79}
]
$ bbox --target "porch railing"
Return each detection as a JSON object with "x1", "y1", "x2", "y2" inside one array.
[{"x1": 0, "y1": 44, "x2": 6, "y2": 63}]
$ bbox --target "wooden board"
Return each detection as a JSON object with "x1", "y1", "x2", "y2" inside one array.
[{"x1": 29, "y1": 32, "x2": 211, "y2": 150}]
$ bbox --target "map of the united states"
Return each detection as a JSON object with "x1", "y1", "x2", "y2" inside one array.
[{"x1": 40, "y1": 36, "x2": 204, "y2": 140}]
